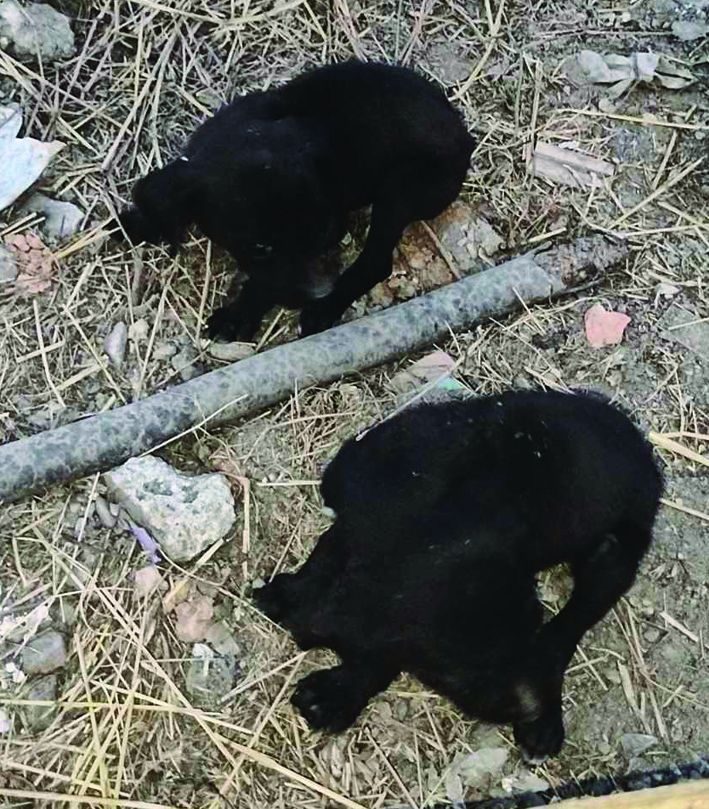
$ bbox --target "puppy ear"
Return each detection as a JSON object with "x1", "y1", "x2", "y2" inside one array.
[{"x1": 129, "y1": 160, "x2": 199, "y2": 251}]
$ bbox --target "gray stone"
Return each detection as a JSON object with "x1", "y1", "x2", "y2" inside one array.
[
  {"x1": 0, "y1": 1, "x2": 75, "y2": 62},
  {"x1": 661, "y1": 304, "x2": 709, "y2": 362},
  {"x1": 22, "y1": 630, "x2": 67, "y2": 674},
  {"x1": 185, "y1": 642, "x2": 239, "y2": 707},
  {"x1": 24, "y1": 673, "x2": 57, "y2": 732},
  {"x1": 207, "y1": 340, "x2": 255, "y2": 362},
  {"x1": 104, "y1": 455, "x2": 236, "y2": 562},
  {"x1": 620, "y1": 732, "x2": 658, "y2": 758},
  {"x1": 94, "y1": 495, "x2": 117, "y2": 528},
  {"x1": 0, "y1": 243, "x2": 17, "y2": 283},
  {"x1": 19, "y1": 192, "x2": 83, "y2": 240},
  {"x1": 103, "y1": 322, "x2": 127, "y2": 368}
]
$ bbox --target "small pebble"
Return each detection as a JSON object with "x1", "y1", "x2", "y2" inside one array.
[
  {"x1": 153, "y1": 341, "x2": 177, "y2": 360},
  {"x1": 643, "y1": 626, "x2": 662, "y2": 643},
  {"x1": 94, "y1": 495, "x2": 117, "y2": 528},
  {"x1": 128, "y1": 318, "x2": 149, "y2": 342},
  {"x1": 104, "y1": 322, "x2": 128, "y2": 368}
]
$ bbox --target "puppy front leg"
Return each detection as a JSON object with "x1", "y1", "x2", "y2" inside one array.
[{"x1": 206, "y1": 278, "x2": 275, "y2": 342}]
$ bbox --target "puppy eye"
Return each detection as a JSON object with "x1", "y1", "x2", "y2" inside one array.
[{"x1": 254, "y1": 243, "x2": 273, "y2": 255}]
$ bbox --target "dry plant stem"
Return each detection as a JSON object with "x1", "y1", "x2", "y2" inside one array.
[{"x1": 0, "y1": 236, "x2": 627, "y2": 505}]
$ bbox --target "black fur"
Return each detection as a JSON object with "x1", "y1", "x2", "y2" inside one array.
[
  {"x1": 254, "y1": 390, "x2": 663, "y2": 760},
  {"x1": 116, "y1": 61, "x2": 474, "y2": 340}
]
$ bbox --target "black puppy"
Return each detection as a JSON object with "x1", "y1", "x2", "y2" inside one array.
[
  {"x1": 117, "y1": 61, "x2": 473, "y2": 340},
  {"x1": 255, "y1": 390, "x2": 662, "y2": 760}
]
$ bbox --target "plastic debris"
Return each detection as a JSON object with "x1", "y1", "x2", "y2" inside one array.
[
  {"x1": 128, "y1": 521, "x2": 161, "y2": 564},
  {"x1": 0, "y1": 106, "x2": 64, "y2": 211},
  {"x1": 585, "y1": 304, "x2": 631, "y2": 348}
]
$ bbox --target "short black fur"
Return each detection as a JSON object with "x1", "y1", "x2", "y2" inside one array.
[
  {"x1": 254, "y1": 390, "x2": 663, "y2": 760},
  {"x1": 117, "y1": 61, "x2": 474, "y2": 340}
]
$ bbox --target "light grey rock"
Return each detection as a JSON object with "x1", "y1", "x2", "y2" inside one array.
[
  {"x1": 621, "y1": 732, "x2": 658, "y2": 758},
  {"x1": 23, "y1": 673, "x2": 57, "y2": 732},
  {"x1": 104, "y1": 455, "x2": 236, "y2": 562},
  {"x1": 19, "y1": 192, "x2": 83, "y2": 240},
  {"x1": 0, "y1": 1, "x2": 75, "y2": 62},
  {"x1": 21, "y1": 629, "x2": 67, "y2": 674},
  {"x1": 0, "y1": 243, "x2": 18, "y2": 283},
  {"x1": 103, "y1": 322, "x2": 127, "y2": 368}
]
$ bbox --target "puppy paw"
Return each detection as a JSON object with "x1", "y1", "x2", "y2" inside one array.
[
  {"x1": 206, "y1": 306, "x2": 257, "y2": 343},
  {"x1": 299, "y1": 299, "x2": 341, "y2": 337},
  {"x1": 514, "y1": 711, "x2": 565, "y2": 763},
  {"x1": 252, "y1": 575, "x2": 294, "y2": 624},
  {"x1": 291, "y1": 669, "x2": 362, "y2": 732}
]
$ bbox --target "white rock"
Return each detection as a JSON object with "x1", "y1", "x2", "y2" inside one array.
[
  {"x1": 103, "y1": 322, "x2": 128, "y2": 368},
  {"x1": 104, "y1": 456, "x2": 236, "y2": 562},
  {"x1": 19, "y1": 192, "x2": 83, "y2": 240},
  {"x1": 0, "y1": 1, "x2": 75, "y2": 62},
  {"x1": 0, "y1": 243, "x2": 18, "y2": 283},
  {"x1": 128, "y1": 318, "x2": 149, "y2": 342}
]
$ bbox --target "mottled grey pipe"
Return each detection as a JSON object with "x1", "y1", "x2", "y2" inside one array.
[{"x1": 0, "y1": 236, "x2": 626, "y2": 504}]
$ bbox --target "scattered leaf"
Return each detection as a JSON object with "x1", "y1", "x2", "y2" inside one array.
[
  {"x1": 563, "y1": 50, "x2": 695, "y2": 95},
  {"x1": 4, "y1": 232, "x2": 55, "y2": 296},
  {"x1": 175, "y1": 595, "x2": 214, "y2": 643},
  {"x1": 584, "y1": 304, "x2": 631, "y2": 348},
  {"x1": 532, "y1": 141, "x2": 615, "y2": 189},
  {"x1": 133, "y1": 565, "x2": 166, "y2": 598}
]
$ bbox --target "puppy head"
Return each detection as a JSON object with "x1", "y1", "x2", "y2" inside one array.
[{"x1": 116, "y1": 160, "x2": 197, "y2": 254}]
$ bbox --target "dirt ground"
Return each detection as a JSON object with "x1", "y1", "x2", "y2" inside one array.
[{"x1": 0, "y1": 1, "x2": 707, "y2": 807}]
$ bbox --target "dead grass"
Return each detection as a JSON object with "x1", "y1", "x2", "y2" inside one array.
[{"x1": 0, "y1": 0, "x2": 708, "y2": 807}]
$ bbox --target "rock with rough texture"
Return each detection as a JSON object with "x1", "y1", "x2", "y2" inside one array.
[
  {"x1": 185, "y1": 642, "x2": 239, "y2": 707},
  {"x1": 0, "y1": 243, "x2": 18, "y2": 283},
  {"x1": 621, "y1": 732, "x2": 658, "y2": 758},
  {"x1": 0, "y1": 1, "x2": 75, "y2": 62},
  {"x1": 21, "y1": 630, "x2": 67, "y2": 674},
  {"x1": 19, "y1": 192, "x2": 83, "y2": 241},
  {"x1": 104, "y1": 456, "x2": 236, "y2": 562},
  {"x1": 24, "y1": 673, "x2": 57, "y2": 731}
]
